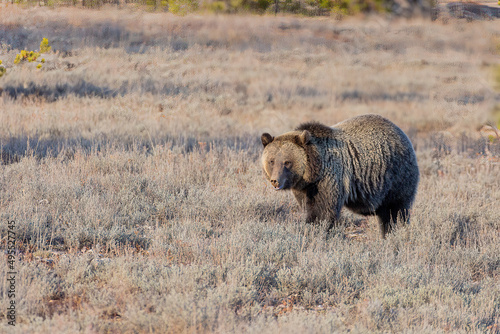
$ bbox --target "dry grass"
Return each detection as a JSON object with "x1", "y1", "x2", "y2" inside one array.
[{"x1": 0, "y1": 6, "x2": 499, "y2": 333}]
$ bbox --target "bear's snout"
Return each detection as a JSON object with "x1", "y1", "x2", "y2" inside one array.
[{"x1": 270, "y1": 179, "x2": 281, "y2": 189}]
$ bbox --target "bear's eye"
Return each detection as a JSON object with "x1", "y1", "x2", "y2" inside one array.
[
  {"x1": 284, "y1": 161, "x2": 292, "y2": 168},
  {"x1": 269, "y1": 160, "x2": 275, "y2": 166}
]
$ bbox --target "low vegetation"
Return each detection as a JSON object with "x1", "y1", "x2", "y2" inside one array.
[
  {"x1": 0, "y1": 6, "x2": 499, "y2": 333},
  {"x1": 8, "y1": 0, "x2": 436, "y2": 16}
]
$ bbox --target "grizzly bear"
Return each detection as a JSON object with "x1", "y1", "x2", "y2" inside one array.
[{"x1": 261, "y1": 114, "x2": 419, "y2": 238}]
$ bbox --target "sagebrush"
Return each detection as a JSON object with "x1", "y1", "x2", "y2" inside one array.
[{"x1": 0, "y1": 7, "x2": 499, "y2": 333}]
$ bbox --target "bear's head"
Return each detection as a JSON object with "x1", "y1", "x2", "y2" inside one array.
[{"x1": 261, "y1": 130, "x2": 321, "y2": 190}]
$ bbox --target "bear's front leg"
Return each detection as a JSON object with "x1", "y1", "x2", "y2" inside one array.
[
  {"x1": 306, "y1": 198, "x2": 340, "y2": 228},
  {"x1": 292, "y1": 188, "x2": 318, "y2": 223},
  {"x1": 293, "y1": 184, "x2": 340, "y2": 228},
  {"x1": 292, "y1": 189, "x2": 307, "y2": 210}
]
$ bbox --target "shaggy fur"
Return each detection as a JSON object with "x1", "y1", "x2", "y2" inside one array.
[{"x1": 261, "y1": 114, "x2": 419, "y2": 238}]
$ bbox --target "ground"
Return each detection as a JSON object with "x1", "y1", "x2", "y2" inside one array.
[{"x1": 0, "y1": 6, "x2": 499, "y2": 333}]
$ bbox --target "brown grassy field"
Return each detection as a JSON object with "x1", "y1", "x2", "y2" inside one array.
[{"x1": 0, "y1": 6, "x2": 499, "y2": 333}]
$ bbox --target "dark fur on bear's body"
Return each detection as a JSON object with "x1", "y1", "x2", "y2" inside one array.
[{"x1": 261, "y1": 114, "x2": 419, "y2": 238}]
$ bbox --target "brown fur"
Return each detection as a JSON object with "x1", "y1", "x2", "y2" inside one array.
[{"x1": 261, "y1": 114, "x2": 419, "y2": 238}]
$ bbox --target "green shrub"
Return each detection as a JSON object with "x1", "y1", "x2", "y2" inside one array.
[
  {"x1": 204, "y1": 0, "x2": 228, "y2": 12},
  {"x1": 319, "y1": 0, "x2": 332, "y2": 9},
  {"x1": 1, "y1": 38, "x2": 52, "y2": 76},
  {"x1": 40, "y1": 38, "x2": 52, "y2": 53},
  {"x1": 217, "y1": 0, "x2": 274, "y2": 13},
  {"x1": 229, "y1": 0, "x2": 243, "y2": 9},
  {"x1": 168, "y1": 0, "x2": 199, "y2": 14},
  {"x1": 143, "y1": 0, "x2": 169, "y2": 11},
  {"x1": 2, "y1": 0, "x2": 434, "y2": 16},
  {"x1": 254, "y1": 0, "x2": 272, "y2": 12},
  {"x1": 0, "y1": 60, "x2": 5, "y2": 78},
  {"x1": 280, "y1": 0, "x2": 302, "y2": 13},
  {"x1": 14, "y1": 50, "x2": 41, "y2": 64},
  {"x1": 331, "y1": 0, "x2": 387, "y2": 16}
]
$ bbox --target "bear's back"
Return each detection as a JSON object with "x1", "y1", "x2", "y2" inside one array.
[{"x1": 333, "y1": 114, "x2": 414, "y2": 157}]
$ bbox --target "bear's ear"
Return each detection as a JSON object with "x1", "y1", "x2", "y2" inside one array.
[
  {"x1": 261, "y1": 133, "x2": 274, "y2": 147},
  {"x1": 296, "y1": 130, "x2": 311, "y2": 147}
]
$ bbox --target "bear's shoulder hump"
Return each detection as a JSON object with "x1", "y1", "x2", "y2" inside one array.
[{"x1": 295, "y1": 122, "x2": 334, "y2": 138}]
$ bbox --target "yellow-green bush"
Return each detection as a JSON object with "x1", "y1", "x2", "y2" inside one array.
[
  {"x1": 205, "y1": 0, "x2": 227, "y2": 12},
  {"x1": 40, "y1": 38, "x2": 52, "y2": 53},
  {"x1": 5, "y1": 0, "x2": 434, "y2": 16},
  {"x1": 202, "y1": 0, "x2": 273, "y2": 13},
  {"x1": 1, "y1": 38, "x2": 52, "y2": 76},
  {"x1": 331, "y1": 0, "x2": 386, "y2": 16},
  {"x1": 168, "y1": 0, "x2": 199, "y2": 14},
  {"x1": 14, "y1": 50, "x2": 41, "y2": 64},
  {"x1": 143, "y1": 0, "x2": 169, "y2": 11}
]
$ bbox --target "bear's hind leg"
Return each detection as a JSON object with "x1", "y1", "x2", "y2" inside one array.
[{"x1": 376, "y1": 205, "x2": 410, "y2": 238}]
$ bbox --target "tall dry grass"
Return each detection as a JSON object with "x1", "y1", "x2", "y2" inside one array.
[{"x1": 0, "y1": 7, "x2": 499, "y2": 333}]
